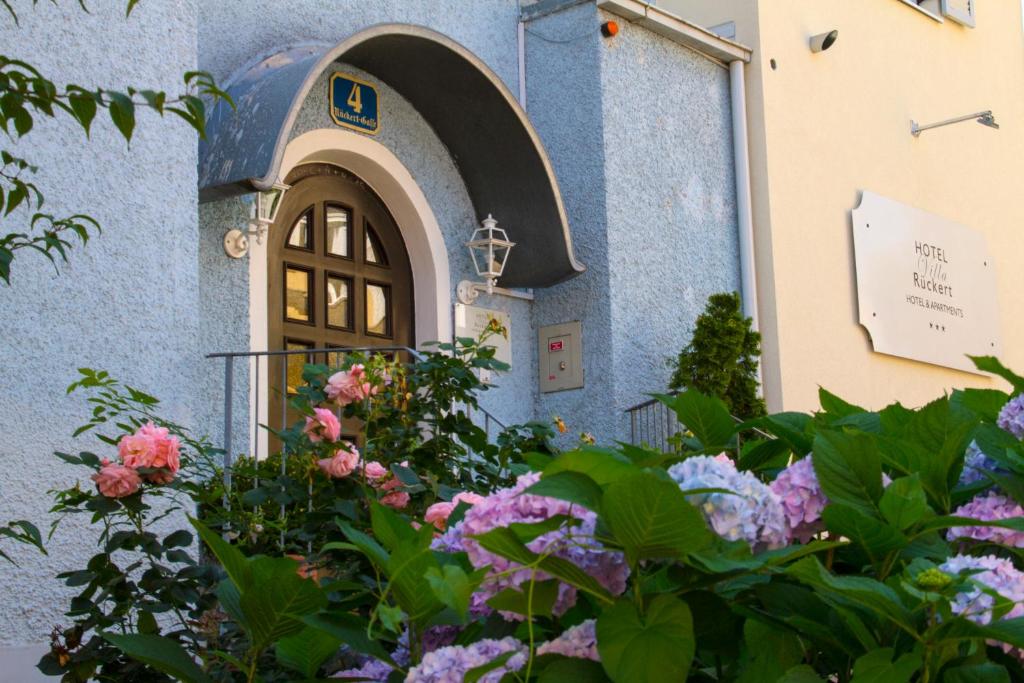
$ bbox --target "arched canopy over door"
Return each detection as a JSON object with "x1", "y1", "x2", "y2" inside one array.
[{"x1": 198, "y1": 24, "x2": 584, "y2": 288}]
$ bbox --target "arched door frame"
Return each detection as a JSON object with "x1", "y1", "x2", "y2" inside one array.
[
  {"x1": 249, "y1": 128, "x2": 452, "y2": 356},
  {"x1": 247, "y1": 128, "x2": 451, "y2": 458}
]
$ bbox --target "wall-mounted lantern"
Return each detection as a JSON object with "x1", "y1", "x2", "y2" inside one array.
[
  {"x1": 223, "y1": 181, "x2": 291, "y2": 258},
  {"x1": 457, "y1": 214, "x2": 534, "y2": 305}
]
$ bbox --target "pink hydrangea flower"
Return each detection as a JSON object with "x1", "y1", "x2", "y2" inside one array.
[
  {"x1": 304, "y1": 408, "x2": 341, "y2": 443},
  {"x1": 770, "y1": 455, "x2": 828, "y2": 543},
  {"x1": 91, "y1": 459, "x2": 142, "y2": 498},
  {"x1": 949, "y1": 492, "x2": 1024, "y2": 547},
  {"x1": 117, "y1": 422, "x2": 181, "y2": 483},
  {"x1": 537, "y1": 619, "x2": 599, "y2": 661},
  {"x1": 318, "y1": 442, "x2": 360, "y2": 479},
  {"x1": 433, "y1": 473, "x2": 629, "y2": 618},
  {"x1": 941, "y1": 554, "x2": 1024, "y2": 660},
  {"x1": 406, "y1": 637, "x2": 527, "y2": 683},
  {"x1": 325, "y1": 364, "x2": 378, "y2": 406}
]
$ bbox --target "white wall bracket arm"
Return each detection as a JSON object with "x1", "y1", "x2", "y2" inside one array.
[
  {"x1": 456, "y1": 280, "x2": 534, "y2": 306},
  {"x1": 911, "y1": 110, "x2": 998, "y2": 136}
]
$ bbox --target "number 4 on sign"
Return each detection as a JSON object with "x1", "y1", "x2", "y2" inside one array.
[{"x1": 347, "y1": 83, "x2": 363, "y2": 114}]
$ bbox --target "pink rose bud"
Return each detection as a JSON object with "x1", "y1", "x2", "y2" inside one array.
[
  {"x1": 91, "y1": 462, "x2": 142, "y2": 498},
  {"x1": 304, "y1": 408, "x2": 341, "y2": 443},
  {"x1": 318, "y1": 443, "x2": 361, "y2": 479},
  {"x1": 362, "y1": 461, "x2": 388, "y2": 481},
  {"x1": 325, "y1": 364, "x2": 380, "y2": 406}
]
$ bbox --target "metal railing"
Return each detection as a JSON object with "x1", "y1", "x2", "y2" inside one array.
[
  {"x1": 205, "y1": 346, "x2": 507, "y2": 495},
  {"x1": 625, "y1": 392, "x2": 770, "y2": 451}
]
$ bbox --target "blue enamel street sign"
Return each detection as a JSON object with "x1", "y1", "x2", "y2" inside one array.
[{"x1": 330, "y1": 73, "x2": 380, "y2": 134}]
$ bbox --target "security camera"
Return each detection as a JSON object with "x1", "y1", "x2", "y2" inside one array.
[{"x1": 809, "y1": 30, "x2": 838, "y2": 53}]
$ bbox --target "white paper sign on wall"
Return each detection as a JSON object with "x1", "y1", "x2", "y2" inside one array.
[
  {"x1": 454, "y1": 303, "x2": 512, "y2": 365},
  {"x1": 852, "y1": 191, "x2": 1000, "y2": 374}
]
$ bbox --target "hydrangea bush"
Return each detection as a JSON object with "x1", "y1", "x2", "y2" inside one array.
[{"x1": 32, "y1": 353, "x2": 1024, "y2": 681}]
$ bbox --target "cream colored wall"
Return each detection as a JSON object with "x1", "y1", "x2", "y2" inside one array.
[{"x1": 665, "y1": 0, "x2": 1024, "y2": 411}]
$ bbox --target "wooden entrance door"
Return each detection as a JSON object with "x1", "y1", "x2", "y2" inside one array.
[{"x1": 267, "y1": 163, "x2": 414, "y2": 439}]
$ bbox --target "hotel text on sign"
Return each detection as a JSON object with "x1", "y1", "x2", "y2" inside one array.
[
  {"x1": 851, "y1": 191, "x2": 1001, "y2": 374},
  {"x1": 329, "y1": 73, "x2": 380, "y2": 134}
]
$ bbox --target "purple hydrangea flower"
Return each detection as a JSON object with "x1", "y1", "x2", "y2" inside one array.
[
  {"x1": 433, "y1": 473, "x2": 629, "y2": 618},
  {"x1": 960, "y1": 440, "x2": 1004, "y2": 486},
  {"x1": 949, "y1": 492, "x2": 1024, "y2": 548},
  {"x1": 537, "y1": 619, "x2": 599, "y2": 661},
  {"x1": 668, "y1": 454, "x2": 789, "y2": 550},
  {"x1": 405, "y1": 637, "x2": 527, "y2": 683},
  {"x1": 998, "y1": 394, "x2": 1024, "y2": 439},
  {"x1": 770, "y1": 455, "x2": 828, "y2": 543},
  {"x1": 333, "y1": 658, "x2": 393, "y2": 681},
  {"x1": 940, "y1": 554, "x2": 1024, "y2": 660}
]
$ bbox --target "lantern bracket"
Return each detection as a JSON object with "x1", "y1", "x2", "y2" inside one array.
[{"x1": 456, "y1": 280, "x2": 535, "y2": 306}]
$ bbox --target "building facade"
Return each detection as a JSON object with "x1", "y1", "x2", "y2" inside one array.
[
  {"x1": 666, "y1": 0, "x2": 1024, "y2": 411},
  {"x1": 0, "y1": 0, "x2": 749, "y2": 673}
]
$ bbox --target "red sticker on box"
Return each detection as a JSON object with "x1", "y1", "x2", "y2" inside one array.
[{"x1": 549, "y1": 340, "x2": 564, "y2": 352}]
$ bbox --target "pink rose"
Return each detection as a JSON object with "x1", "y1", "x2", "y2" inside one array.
[
  {"x1": 453, "y1": 492, "x2": 485, "y2": 506},
  {"x1": 381, "y1": 490, "x2": 410, "y2": 509},
  {"x1": 304, "y1": 408, "x2": 341, "y2": 443},
  {"x1": 362, "y1": 461, "x2": 388, "y2": 481},
  {"x1": 325, "y1": 364, "x2": 379, "y2": 406},
  {"x1": 118, "y1": 423, "x2": 181, "y2": 483},
  {"x1": 91, "y1": 460, "x2": 141, "y2": 498},
  {"x1": 318, "y1": 443, "x2": 361, "y2": 479},
  {"x1": 425, "y1": 502, "x2": 455, "y2": 530}
]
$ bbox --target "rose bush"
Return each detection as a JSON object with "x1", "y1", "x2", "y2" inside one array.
[{"x1": 33, "y1": 352, "x2": 1024, "y2": 682}]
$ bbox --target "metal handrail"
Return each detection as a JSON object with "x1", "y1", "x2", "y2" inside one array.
[
  {"x1": 624, "y1": 390, "x2": 772, "y2": 448},
  {"x1": 206, "y1": 345, "x2": 507, "y2": 492}
]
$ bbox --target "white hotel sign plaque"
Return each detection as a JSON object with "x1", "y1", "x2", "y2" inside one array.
[{"x1": 852, "y1": 191, "x2": 1001, "y2": 374}]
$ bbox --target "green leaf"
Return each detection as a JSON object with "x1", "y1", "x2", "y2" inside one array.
[
  {"x1": 544, "y1": 448, "x2": 637, "y2": 486},
  {"x1": 138, "y1": 89, "x2": 166, "y2": 114},
  {"x1": 812, "y1": 429, "x2": 883, "y2": 517},
  {"x1": 849, "y1": 648, "x2": 921, "y2": 683},
  {"x1": 68, "y1": 92, "x2": 97, "y2": 136},
  {"x1": 738, "y1": 438, "x2": 791, "y2": 472},
  {"x1": 783, "y1": 557, "x2": 915, "y2": 632},
  {"x1": 821, "y1": 505, "x2": 906, "y2": 566},
  {"x1": 879, "y1": 475, "x2": 930, "y2": 530},
  {"x1": 596, "y1": 595, "x2": 696, "y2": 683},
  {"x1": 472, "y1": 527, "x2": 614, "y2": 604},
  {"x1": 777, "y1": 665, "x2": 825, "y2": 682},
  {"x1": 942, "y1": 663, "x2": 1011, "y2": 683},
  {"x1": 239, "y1": 556, "x2": 327, "y2": 650},
  {"x1": 526, "y1": 471, "x2": 604, "y2": 511},
  {"x1": 137, "y1": 610, "x2": 158, "y2": 635},
  {"x1": 275, "y1": 625, "x2": 342, "y2": 679},
  {"x1": 335, "y1": 520, "x2": 389, "y2": 568},
  {"x1": 386, "y1": 537, "x2": 444, "y2": 625},
  {"x1": 425, "y1": 564, "x2": 482, "y2": 621},
  {"x1": 969, "y1": 356, "x2": 1024, "y2": 393},
  {"x1": 371, "y1": 501, "x2": 418, "y2": 552},
  {"x1": 819, "y1": 388, "x2": 867, "y2": 418},
  {"x1": 666, "y1": 390, "x2": 736, "y2": 449},
  {"x1": 737, "y1": 619, "x2": 802, "y2": 683},
  {"x1": 163, "y1": 529, "x2": 193, "y2": 548},
  {"x1": 189, "y1": 517, "x2": 251, "y2": 591},
  {"x1": 102, "y1": 633, "x2": 212, "y2": 683},
  {"x1": 485, "y1": 579, "x2": 559, "y2": 618},
  {"x1": 601, "y1": 473, "x2": 712, "y2": 564},
  {"x1": 301, "y1": 612, "x2": 396, "y2": 665},
  {"x1": 538, "y1": 657, "x2": 611, "y2": 682},
  {"x1": 107, "y1": 91, "x2": 136, "y2": 141},
  {"x1": 741, "y1": 412, "x2": 814, "y2": 454},
  {"x1": 952, "y1": 388, "x2": 1011, "y2": 422},
  {"x1": 687, "y1": 540, "x2": 845, "y2": 574}
]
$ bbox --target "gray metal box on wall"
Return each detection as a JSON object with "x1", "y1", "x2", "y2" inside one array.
[{"x1": 538, "y1": 321, "x2": 583, "y2": 393}]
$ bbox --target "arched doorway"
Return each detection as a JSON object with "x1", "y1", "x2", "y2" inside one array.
[{"x1": 267, "y1": 163, "x2": 414, "y2": 430}]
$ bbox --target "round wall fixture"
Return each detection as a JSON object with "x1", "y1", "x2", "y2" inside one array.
[{"x1": 223, "y1": 229, "x2": 250, "y2": 258}]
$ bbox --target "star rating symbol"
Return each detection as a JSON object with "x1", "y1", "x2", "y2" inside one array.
[{"x1": 929, "y1": 322, "x2": 946, "y2": 332}]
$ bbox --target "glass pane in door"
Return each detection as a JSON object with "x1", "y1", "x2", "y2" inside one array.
[
  {"x1": 285, "y1": 266, "x2": 312, "y2": 322},
  {"x1": 366, "y1": 282, "x2": 390, "y2": 336},
  {"x1": 326, "y1": 274, "x2": 351, "y2": 329},
  {"x1": 326, "y1": 205, "x2": 351, "y2": 257}
]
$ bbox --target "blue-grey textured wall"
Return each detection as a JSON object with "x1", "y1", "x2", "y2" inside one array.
[
  {"x1": 0, "y1": 0, "x2": 200, "y2": 665},
  {"x1": 598, "y1": 8, "x2": 741, "y2": 435}
]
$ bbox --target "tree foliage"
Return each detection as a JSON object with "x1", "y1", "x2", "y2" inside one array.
[
  {"x1": 670, "y1": 291, "x2": 766, "y2": 419},
  {"x1": 0, "y1": 1, "x2": 232, "y2": 285}
]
